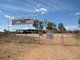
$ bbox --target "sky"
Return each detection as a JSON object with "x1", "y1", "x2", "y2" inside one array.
[{"x1": 0, "y1": 0, "x2": 80, "y2": 31}]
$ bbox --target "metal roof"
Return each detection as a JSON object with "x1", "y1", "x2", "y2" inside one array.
[{"x1": 12, "y1": 24, "x2": 36, "y2": 30}]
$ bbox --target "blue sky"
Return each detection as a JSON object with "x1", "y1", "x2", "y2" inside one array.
[{"x1": 0, "y1": 0, "x2": 80, "y2": 31}]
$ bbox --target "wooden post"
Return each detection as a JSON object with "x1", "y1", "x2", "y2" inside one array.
[
  {"x1": 61, "y1": 30, "x2": 64, "y2": 46},
  {"x1": 8, "y1": 18, "x2": 10, "y2": 37}
]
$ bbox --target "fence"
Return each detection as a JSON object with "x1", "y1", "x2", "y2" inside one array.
[
  {"x1": 0, "y1": 32, "x2": 80, "y2": 46},
  {"x1": 35, "y1": 33, "x2": 80, "y2": 46}
]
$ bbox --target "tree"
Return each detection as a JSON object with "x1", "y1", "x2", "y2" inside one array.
[
  {"x1": 78, "y1": 17, "x2": 80, "y2": 27},
  {"x1": 58, "y1": 23, "x2": 66, "y2": 45},
  {"x1": 33, "y1": 19, "x2": 44, "y2": 30},
  {"x1": 53, "y1": 27, "x2": 58, "y2": 32},
  {"x1": 46, "y1": 21, "x2": 58, "y2": 31},
  {"x1": 39, "y1": 21, "x2": 44, "y2": 30},
  {"x1": 33, "y1": 19, "x2": 44, "y2": 35},
  {"x1": 4, "y1": 29, "x2": 10, "y2": 32},
  {"x1": 33, "y1": 19, "x2": 39, "y2": 30},
  {"x1": 52, "y1": 23, "x2": 57, "y2": 32},
  {"x1": 58, "y1": 23, "x2": 66, "y2": 32},
  {"x1": 46, "y1": 22, "x2": 54, "y2": 30},
  {"x1": 39, "y1": 21, "x2": 44, "y2": 35}
]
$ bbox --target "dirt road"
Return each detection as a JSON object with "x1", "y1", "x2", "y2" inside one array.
[
  {"x1": 0, "y1": 43, "x2": 80, "y2": 60},
  {"x1": 0, "y1": 33, "x2": 80, "y2": 60},
  {"x1": 18, "y1": 45, "x2": 80, "y2": 60}
]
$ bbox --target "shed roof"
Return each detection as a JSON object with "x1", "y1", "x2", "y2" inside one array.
[{"x1": 12, "y1": 24, "x2": 36, "y2": 30}]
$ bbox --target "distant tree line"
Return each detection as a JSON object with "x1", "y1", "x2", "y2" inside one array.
[{"x1": 33, "y1": 19, "x2": 66, "y2": 33}]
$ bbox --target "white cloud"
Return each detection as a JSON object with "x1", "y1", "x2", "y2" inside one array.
[
  {"x1": 35, "y1": 8, "x2": 48, "y2": 13},
  {"x1": 75, "y1": 13, "x2": 80, "y2": 15},
  {"x1": 0, "y1": 10, "x2": 14, "y2": 19},
  {"x1": 35, "y1": 5, "x2": 48, "y2": 15},
  {"x1": 35, "y1": 9, "x2": 40, "y2": 12},
  {"x1": 4, "y1": 15, "x2": 15, "y2": 19},
  {"x1": 40, "y1": 8, "x2": 48, "y2": 14}
]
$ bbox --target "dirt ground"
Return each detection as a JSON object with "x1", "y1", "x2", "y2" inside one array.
[{"x1": 0, "y1": 33, "x2": 80, "y2": 60}]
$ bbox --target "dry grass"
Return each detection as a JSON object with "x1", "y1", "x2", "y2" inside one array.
[{"x1": 0, "y1": 33, "x2": 80, "y2": 60}]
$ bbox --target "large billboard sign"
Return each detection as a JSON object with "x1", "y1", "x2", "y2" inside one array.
[{"x1": 12, "y1": 18, "x2": 34, "y2": 25}]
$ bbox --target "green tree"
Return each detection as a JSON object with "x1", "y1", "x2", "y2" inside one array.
[
  {"x1": 39, "y1": 21, "x2": 44, "y2": 35},
  {"x1": 4, "y1": 29, "x2": 10, "y2": 32},
  {"x1": 78, "y1": 17, "x2": 80, "y2": 27},
  {"x1": 46, "y1": 22, "x2": 54, "y2": 30},
  {"x1": 58, "y1": 23, "x2": 66, "y2": 32},
  {"x1": 52, "y1": 23, "x2": 57, "y2": 32},
  {"x1": 58, "y1": 23, "x2": 66, "y2": 45},
  {"x1": 33, "y1": 19, "x2": 44, "y2": 35},
  {"x1": 33, "y1": 19, "x2": 39, "y2": 30},
  {"x1": 39, "y1": 21, "x2": 44, "y2": 30},
  {"x1": 53, "y1": 27, "x2": 58, "y2": 32}
]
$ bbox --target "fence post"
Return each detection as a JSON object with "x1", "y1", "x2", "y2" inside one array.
[
  {"x1": 61, "y1": 32, "x2": 63, "y2": 46},
  {"x1": 76, "y1": 33, "x2": 77, "y2": 46}
]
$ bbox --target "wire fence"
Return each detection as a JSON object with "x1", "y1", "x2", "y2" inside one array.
[
  {"x1": 0, "y1": 32, "x2": 80, "y2": 46},
  {"x1": 36, "y1": 33, "x2": 80, "y2": 46}
]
